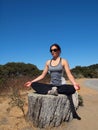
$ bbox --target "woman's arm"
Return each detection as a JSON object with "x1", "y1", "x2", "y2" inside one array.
[
  {"x1": 24, "y1": 61, "x2": 49, "y2": 87},
  {"x1": 62, "y1": 59, "x2": 80, "y2": 90}
]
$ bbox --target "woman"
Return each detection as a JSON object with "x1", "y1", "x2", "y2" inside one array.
[
  {"x1": 24, "y1": 43, "x2": 80, "y2": 95},
  {"x1": 24, "y1": 43, "x2": 81, "y2": 120}
]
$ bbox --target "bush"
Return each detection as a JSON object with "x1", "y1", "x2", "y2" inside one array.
[{"x1": 78, "y1": 94, "x2": 84, "y2": 106}]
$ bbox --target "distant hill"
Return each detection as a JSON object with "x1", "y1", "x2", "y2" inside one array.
[
  {"x1": 0, "y1": 62, "x2": 98, "y2": 79},
  {"x1": 0, "y1": 62, "x2": 41, "y2": 78},
  {"x1": 71, "y1": 64, "x2": 98, "y2": 78}
]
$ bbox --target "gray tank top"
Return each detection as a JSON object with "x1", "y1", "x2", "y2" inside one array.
[{"x1": 48, "y1": 58, "x2": 65, "y2": 86}]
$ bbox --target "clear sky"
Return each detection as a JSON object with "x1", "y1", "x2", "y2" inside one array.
[{"x1": 0, "y1": 0, "x2": 98, "y2": 70}]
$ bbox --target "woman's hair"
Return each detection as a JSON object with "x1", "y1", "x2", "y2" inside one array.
[{"x1": 50, "y1": 43, "x2": 61, "y2": 53}]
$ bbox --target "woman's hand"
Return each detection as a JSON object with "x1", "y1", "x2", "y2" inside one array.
[
  {"x1": 24, "y1": 81, "x2": 32, "y2": 88},
  {"x1": 74, "y1": 84, "x2": 80, "y2": 90}
]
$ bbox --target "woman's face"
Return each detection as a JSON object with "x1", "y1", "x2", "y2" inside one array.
[{"x1": 50, "y1": 46, "x2": 60, "y2": 57}]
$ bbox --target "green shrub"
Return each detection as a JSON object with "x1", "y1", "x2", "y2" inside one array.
[{"x1": 78, "y1": 94, "x2": 84, "y2": 106}]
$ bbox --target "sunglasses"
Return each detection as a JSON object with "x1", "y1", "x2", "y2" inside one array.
[{"x1": 50, "y1": 49, "x2": 58, "y2": 53}]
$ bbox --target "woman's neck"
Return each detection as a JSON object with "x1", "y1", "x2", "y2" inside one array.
[{"x1": 53, "y1": 56, "x2": 60, "y2": 60}]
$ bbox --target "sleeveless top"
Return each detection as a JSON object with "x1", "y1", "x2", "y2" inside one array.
[{"x1": 48, "y1": 58, "x2": 66, "y2": 86}]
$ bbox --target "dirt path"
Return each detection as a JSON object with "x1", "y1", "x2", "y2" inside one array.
[{"x1": 65, "y1": 78, "x2": 98, "y2": 130}]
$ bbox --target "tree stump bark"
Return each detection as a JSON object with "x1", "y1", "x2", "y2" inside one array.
[{"x1": 27, "y1": 92, "x2": 79, "y2": 128}]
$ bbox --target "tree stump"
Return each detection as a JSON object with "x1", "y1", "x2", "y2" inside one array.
[{"x1": 27, "y1": 92, "x2": 79, "y2": 128}]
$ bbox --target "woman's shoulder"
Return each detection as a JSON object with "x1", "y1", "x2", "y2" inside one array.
[
  {"x1": 61, "y1": 58, "x2": 67, "y2": 62},
  {"x1": 61, "y1": 58, "x2": 68, "y2": 65},
  {"x1": 46, "y1": 59, "x2": 51, "y2": 66}
]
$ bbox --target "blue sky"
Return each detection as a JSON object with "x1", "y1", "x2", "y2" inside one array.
[{"x1": 0, "y1": 0, "x2": 98, "y2": 70}]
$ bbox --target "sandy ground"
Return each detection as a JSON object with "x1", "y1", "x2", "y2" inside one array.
[{"x1": 0, "y1": 78, "x2": 98, "y2": 130}]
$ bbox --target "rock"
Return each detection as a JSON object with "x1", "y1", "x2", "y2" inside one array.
[{"x1": 27, "y1": 92, "x2": 79, "y2": 128}]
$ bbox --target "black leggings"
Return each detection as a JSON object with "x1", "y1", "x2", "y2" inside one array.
[{"x1": 31, "y1": 82, "x2": 76, "y2": 95}]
